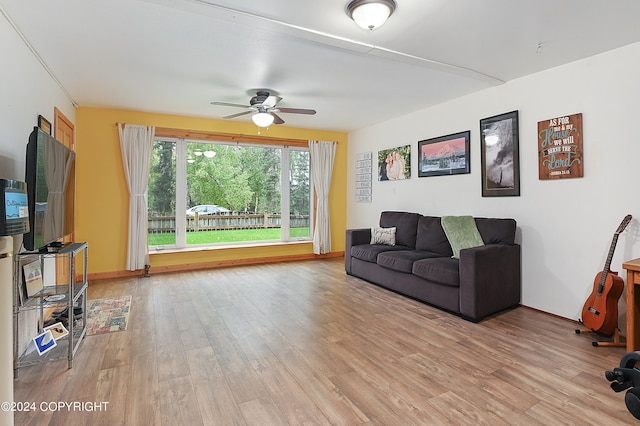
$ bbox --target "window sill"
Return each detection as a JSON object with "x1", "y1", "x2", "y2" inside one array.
[{"x1": 149, "y1": 239, "x2": 312, "y2": 255}]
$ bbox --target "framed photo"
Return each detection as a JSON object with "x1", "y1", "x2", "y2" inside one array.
[
  {"x1": 38, "y1": 115, "x2": 52, "y2": 135},
  {"x1": 480, "y1": 110, "x2": 520, "y2": 197},
  {"x1": 377, "y1": 145, "x2": 411, "y2": 181},
  {"x1": 418, "y1": 131, "x2": 470, "y2": 177},
  {"x1": 23, "y1": 260, "x2": 44, "y2": 298}
]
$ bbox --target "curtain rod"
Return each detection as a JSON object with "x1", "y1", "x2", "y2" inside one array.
[{"x1": 115, "y1": 124, "x2": 337, "y2": 146}]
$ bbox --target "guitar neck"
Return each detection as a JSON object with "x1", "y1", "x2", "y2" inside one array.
[
  {"x1": 599, "y1": 233, "x2": 620, "y2": 290},
  {"x1": 596, "y1": 215, "x2": 632, "y2": 293}
]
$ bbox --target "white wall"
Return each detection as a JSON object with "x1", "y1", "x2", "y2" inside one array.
[
  {"x1": 0, "y1": 11, "x2": 76, "y2": 419},
  {"x1": 347, "y1": 42, "x2": 640, "y2": 325},
  {"x1": 0, "y1": 12, "x2": 76, "y2": 180}
]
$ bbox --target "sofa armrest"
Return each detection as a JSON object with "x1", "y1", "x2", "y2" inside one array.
[
  {"x1": 345, "y1": 228, "x2": 371, "y2": 274},
  {"x1": 458, "y1": 243, "x2": 521, "y2": 321}
]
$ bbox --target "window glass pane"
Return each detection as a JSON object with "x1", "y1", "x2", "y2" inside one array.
[
  {"x1": 290, "y1": 149, "x2": 310, "y2": 239},
  {"x1": 148, "y1": 140, "x2": 176, "y2": 246},
  {"x1": 185, "y1": 142, "x2": 282, "y2": 245},
  {"x1": 148, "y1": 137, "x2": 310, "y2": 248}
]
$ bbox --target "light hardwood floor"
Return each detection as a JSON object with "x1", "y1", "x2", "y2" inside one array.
[{"x1": 14, "y1": 258, "x2": 634, "y2": 425}]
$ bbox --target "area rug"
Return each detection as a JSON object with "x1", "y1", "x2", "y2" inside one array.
[{"x1": 86, "y1": 295, "x2": 132, "y2": 336}]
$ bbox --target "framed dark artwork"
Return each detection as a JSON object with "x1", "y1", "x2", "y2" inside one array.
[
  {"x1": 418, "y1": 131, "x2": 470, "y2": 177},
  {"x1": 377, "y1": 145, "x2": 411, "y2": 181},
  {"x1": 38, "y1": 115, "x2": 51, "y2": 135},
  {"x1": 480, "y1": 110, "x2": 520, "y2": 197}
]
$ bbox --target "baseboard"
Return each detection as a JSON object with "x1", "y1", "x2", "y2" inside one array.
[
  {"x1": 519, "y1": 304, "x2": 578, "y2": 324},
  {"x1": 88, "y1": 251, "x2": 344, "y2": 281}
]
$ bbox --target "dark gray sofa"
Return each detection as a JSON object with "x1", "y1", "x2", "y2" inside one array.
[{"x1": 345, "y1": 211, "x2": 521, "y2": 322}]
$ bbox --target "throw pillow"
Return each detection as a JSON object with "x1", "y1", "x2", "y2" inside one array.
[
  {"x1": 370, "y1": 227, "x2": 396, "y2": 245},
  {"x1": 440, "y1": 216, "x2": 484, "y2": 259}
]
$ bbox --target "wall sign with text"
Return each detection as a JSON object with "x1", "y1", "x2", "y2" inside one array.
[
  {"x1": 355, "y1": 152, "x2": 372, "y2": 203},
  {"x1": 538, "y1": 113, "x2": 583, "y2": 179}
]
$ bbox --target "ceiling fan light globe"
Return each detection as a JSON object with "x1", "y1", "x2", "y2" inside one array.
[
  {"x1": 347, "y1": 0, "x2": 396, "y2": 30},
  {"x1": 252, "y1": 112, "x2": 275, "y2": 127}
]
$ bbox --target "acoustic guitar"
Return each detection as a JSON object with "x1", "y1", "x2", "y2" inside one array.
[{"x1": 581, "y1": 214, "x2": 632, "y2": 336}]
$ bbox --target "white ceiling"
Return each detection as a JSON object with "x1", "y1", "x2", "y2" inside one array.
[{"x1": 2, "y1": 0, "x2": 640, "y2": 132}]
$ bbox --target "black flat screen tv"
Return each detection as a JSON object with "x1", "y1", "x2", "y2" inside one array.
[{"x1": 24, "y1": 127, "x2": 75, "y2": 252}]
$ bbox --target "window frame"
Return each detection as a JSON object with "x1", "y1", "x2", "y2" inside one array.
[{"x1": 149, "y1": 132, "x2": 314, "y2": 250}]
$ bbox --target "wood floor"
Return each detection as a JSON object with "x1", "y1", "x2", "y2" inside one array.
[{"x1": 13, "y1": 258, "x2": 634, "y2": 425}]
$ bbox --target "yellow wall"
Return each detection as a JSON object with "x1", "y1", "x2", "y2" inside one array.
[{"x1": 75, "y1": 107, "x2": 347, "y2": 276}]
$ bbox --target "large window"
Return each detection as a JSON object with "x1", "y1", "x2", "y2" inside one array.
[{"x1": 147, "y1": 138, "x2": 312, "y2": 248}]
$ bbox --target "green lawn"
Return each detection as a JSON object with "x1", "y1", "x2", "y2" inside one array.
[{"x1": 148, "y1": 227, "x2": 310, "y2": 246}]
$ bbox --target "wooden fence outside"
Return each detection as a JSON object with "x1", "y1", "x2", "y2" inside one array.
[{"x1": 148, "y1": 212, "x2": 310, "y2": 233}]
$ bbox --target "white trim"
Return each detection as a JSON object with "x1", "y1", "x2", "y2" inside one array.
[
  {"x1": 175, "y1": 139, "x2": 187, "y2": 249},
  {"x1": 281, "y1": 146, "x2": 291, "y2": 241}
]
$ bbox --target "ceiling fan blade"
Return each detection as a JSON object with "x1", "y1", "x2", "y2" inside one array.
[
  {"x1": 211, "y1": 101, "x2": 250, "y2": 108},
  {"x1": 223, "y1": 111, "x2": 252, "y2": 119},
  {"x1": 271, "y1": 113, "x2": 285, "y2": 125},
  {"x1": 263, "y1": 95, "x2": 282, "y2": 108},
  {"x1": 278, "y1": 107, "x2": 316, "y2": 115}
]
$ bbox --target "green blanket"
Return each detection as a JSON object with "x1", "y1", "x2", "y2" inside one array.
[{"x1": 441, "y1": 216, "x2": 485, "y2": 259}]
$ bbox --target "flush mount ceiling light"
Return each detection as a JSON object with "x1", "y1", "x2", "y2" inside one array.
[
  {"x1": 346, "y1": 0, "x2": 397, "y2": 30},
  {"x1": 251, "y1": 111, "x2": 275, "y2": 128}
]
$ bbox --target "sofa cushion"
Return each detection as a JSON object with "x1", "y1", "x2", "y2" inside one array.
[
  {"x1": 412, "y1": 257, "x2": 460, "y2": 287},
  {"x1": 380, "y1": 211, "x2": 421, "y2": 249},
  {"x1": 377, "y1": 250, "x2": 443, "y2": 273},
  {"x1": 370, "y1": 227, "x2": 396, "y2": 245},
  {"x1": 475, "y1": 218, "x2": 516, "y2": 244},
  {"x1": 415, "y1": 216, "x2": 453, "y2": 256},
  {"x1": 350, "y1": 244, "x2": 410, "y2": 263}
]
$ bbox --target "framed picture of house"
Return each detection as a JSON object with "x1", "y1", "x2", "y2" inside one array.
[
  {"x1": 480, "y1": 110, "x2": 520, "y2": 197},
  {"x1": 418, "y1": 131, "x2": 470, "y2": 177}
]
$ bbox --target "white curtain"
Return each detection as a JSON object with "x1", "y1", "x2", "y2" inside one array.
[
  {"x1": 118, "y1": 124, "x2": 155, "y2": 271},
  {"x1": 308, "y1": 140, "x2": 336, "y2": 254}
]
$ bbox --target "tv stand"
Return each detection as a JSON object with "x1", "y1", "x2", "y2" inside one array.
[{"x1": 13, "y1": 242, "x2": 88, "y2": 377}]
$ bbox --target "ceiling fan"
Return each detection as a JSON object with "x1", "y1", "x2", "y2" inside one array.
[{"x1": 211, "y1": 90, "x2": 316, "y2": 127}]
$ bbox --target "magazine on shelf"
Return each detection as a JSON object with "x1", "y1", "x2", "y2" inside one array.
[
  {"x1": 44, "y1": 322, "x2": 68, "y2": 341},
  {"x1": 23, "y1": 260, "x2": 44, "y2": 298},
  {"x1": 33, "y1": 329, "x2": 56, "y2": 355}
]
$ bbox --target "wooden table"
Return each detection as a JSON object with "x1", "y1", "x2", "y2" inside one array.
[{"x1": 624, "y1": 258, "x2": 640, "y2": 352}]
